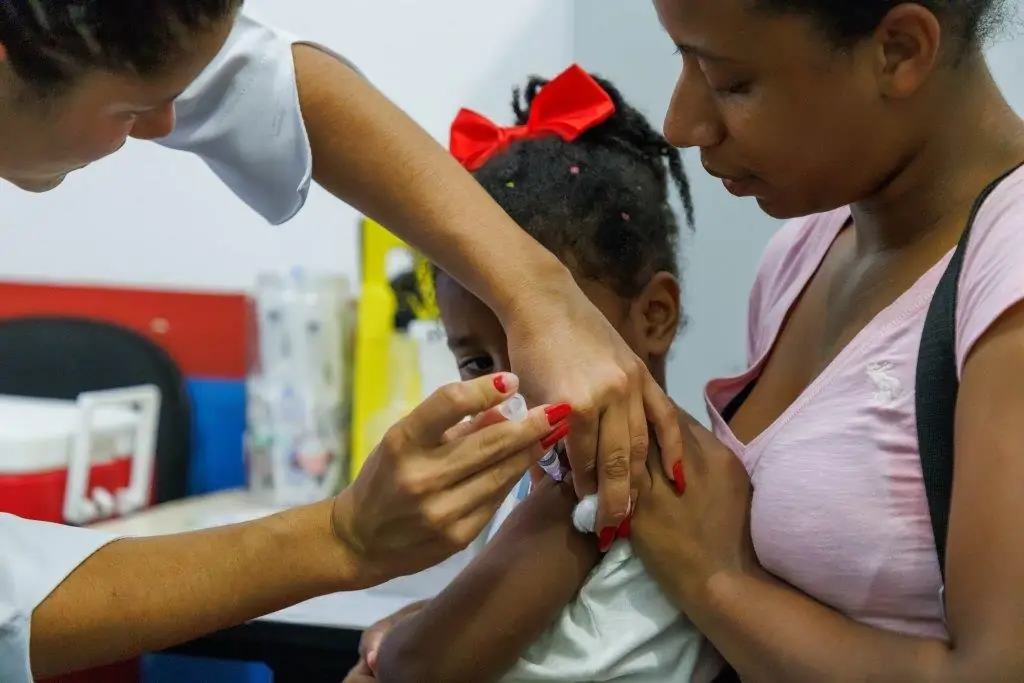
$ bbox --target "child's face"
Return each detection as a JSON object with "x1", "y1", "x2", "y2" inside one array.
[{"x1": 435, "y1": 267, "x2": 680, "y2": 389}]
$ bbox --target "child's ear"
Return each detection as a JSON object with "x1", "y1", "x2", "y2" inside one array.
[{"x1": 631, "y1": 272, "x2": 681, "y2": 357}]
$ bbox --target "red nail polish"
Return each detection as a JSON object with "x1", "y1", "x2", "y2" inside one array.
[
  {"x1": 672, "y1": 461, "x2": 686, "y2": 495},
  {"x1": 599, "y1": 526, "x2": 616, "y2": 552},
  {"x1": 616, "y1": 516, "x2": 632, "y2": 539},
  {"x1": 540, "y1": 422, "x2": 570, "y2": 450},
  {"x1": 493, "y1": 374, "x2": 507, "y2": 393},
  {"x1": 544, "y1": 403, "x2": 572, "y2": 425}
]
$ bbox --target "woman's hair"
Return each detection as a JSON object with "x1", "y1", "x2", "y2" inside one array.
[
  {"x1": 754, "y1": 0, "x2": 1011, "y2": 53},
  {"x1": 0, "y1": 0, "x2": 239, "y2": 91},
  {"x1": 468, "y1": 74, "x2": 694, "y2": 300}
]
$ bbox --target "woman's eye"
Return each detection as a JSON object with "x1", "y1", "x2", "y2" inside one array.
[{"x1": 457, "y1": 356, "x2": 495, "y2": 377}]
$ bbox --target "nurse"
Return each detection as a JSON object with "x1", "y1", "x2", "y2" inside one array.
[{"x1": 0, "y1": 1, "x2": 682, "y2": 680}]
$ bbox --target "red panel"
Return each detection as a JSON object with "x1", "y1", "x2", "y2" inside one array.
[
  {"x1": 0, "y1": 457, "x2": 134, "y2": 523},
  {"x1": 0, "y1": 281, "x2": 250, "y2": 378},
  {"x1": 44, "y1": 660, "x2": 140, "y2": 683}
]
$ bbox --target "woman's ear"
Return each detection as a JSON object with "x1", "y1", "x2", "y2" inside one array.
[
  {"x1": 871, "y1": 3, "x2": 942, "y2": 100},
  {"x1": 630, "y1": 272, "x2": 681, "y2": 357}
]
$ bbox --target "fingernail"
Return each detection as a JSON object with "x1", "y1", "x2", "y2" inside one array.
[
  {"x1": 672, "y1": 461, "x2": 686, "y2": 495},
  {"x1": 599, "y1": 526, "x2": 616, "y2": 552},
  {"x1": 544, "y1": 403, "x2": 572, "y2": 425},
  {"x1": 540, "y1": 421, "x2": 570, "y2": 450},
  {"x1": 616, "y1": 516, "x2": 632, "y2": 539},
  {"x1": 493, "y1": 373, "x2": 508, "y2": 393}
]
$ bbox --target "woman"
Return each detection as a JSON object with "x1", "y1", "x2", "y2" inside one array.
[
  {"x1": 360, "y1": 1, "x2": 1024, "y2": 681},
  {"x1": 0, "y1": 1, "x2": 681, "y2": 680},
  {"x1": 627, "y1": 0, "x2": 1024, "y2": 680}
]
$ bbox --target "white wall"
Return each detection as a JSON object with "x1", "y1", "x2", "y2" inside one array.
[{"x1": 0, "y1": 0, "x2": 573, "y2": 291}]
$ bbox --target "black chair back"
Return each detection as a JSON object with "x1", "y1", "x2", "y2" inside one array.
[{"x1": 0, "y1": 316, "x2": 191, "y2": 503}]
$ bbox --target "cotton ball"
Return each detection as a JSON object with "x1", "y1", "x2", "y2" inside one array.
[{"x1": 572, "y1": 494, "x2": 599, "y2": 534}]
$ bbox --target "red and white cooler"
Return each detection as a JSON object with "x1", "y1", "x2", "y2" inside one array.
[
  {"x1": 0, "y1": 385, "x2": 159, "y2": 526},
  {"x1": 0, "y1": 386, "x2": 160, "y2": 683}
]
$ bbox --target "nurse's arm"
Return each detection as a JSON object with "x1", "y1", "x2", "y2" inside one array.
[
  {"x1": 291, "y1": 44, "x2": 571, "y2": 317},
  {"x1": 29, "y1": 501, "x2": 357, "y2": 677}
]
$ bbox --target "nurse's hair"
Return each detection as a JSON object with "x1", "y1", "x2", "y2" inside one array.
[
  {"x1": 754, "y1": 0, "x2": 1011, "y2": 57},
  {"x1": 0, "y1": 0, "x2": 239, "y2": 93},
  {"x1": 468, "y1": 73, "x2": 694, "y2": 300}
]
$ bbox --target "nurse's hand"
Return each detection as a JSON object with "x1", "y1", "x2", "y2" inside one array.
[
  {"x1": 332, "y1": 373, "x2": 568, "y2": 588},
  {"x1": 505, "y1": 280, "x2": 683, "y2": 536}
]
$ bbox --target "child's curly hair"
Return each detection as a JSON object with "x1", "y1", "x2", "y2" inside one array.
[{"x1": 464, "y1": 72, "x2": 692, "y2": 300}]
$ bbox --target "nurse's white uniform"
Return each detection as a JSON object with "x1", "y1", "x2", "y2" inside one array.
[{"x1": 0, "y1": 10, "x2": 339, "y2": 680}]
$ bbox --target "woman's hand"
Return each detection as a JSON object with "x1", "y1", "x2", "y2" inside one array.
[
  {"x1": 630, "y1": 412, "x2": 756, "y2": 608},
  {"x1": 503, "y1": 274, "x2": 683, "y2": 536},
  {"x1": 332, "y1": 373, "x2": 569, "y2": 588}
]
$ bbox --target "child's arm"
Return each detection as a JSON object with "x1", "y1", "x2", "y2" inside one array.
[{"x1": 375, "y1": 477, "x2": 600, "y2": 683}]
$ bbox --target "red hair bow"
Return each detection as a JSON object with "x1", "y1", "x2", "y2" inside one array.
[{"x1": 449, "y1": 64, "x2": 615, "y2": 171}]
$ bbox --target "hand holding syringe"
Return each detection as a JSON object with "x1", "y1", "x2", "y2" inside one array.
[
  {"x1": 498, "y1": 393, "x2": 613, "y2": 538},
  {"x1": 498, "y1": 393, "x2": 569, "y2": 482}
]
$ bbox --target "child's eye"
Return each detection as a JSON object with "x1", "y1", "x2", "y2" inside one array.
[
  {"x1": 712, "y1": 79, "x2": 752, "y2": 96},
  {"x1": 457, "y1": 355, "x2": 495, "y2": 377}
]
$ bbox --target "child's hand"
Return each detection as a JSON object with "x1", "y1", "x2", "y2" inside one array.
[
  {"x1": 360, "y1": 600, "x2": 429, "y2": 673},
  {"x1": 342, "y1": 659, "x2": 378, "y2": 682}
]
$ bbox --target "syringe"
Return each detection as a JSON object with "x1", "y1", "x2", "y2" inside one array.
[
  {"x1": 498, "y1": 393, "x2": 568, "y2": 482},
  {"x1": 537, "y1": 442, "x2": 566, "y2": 482}
]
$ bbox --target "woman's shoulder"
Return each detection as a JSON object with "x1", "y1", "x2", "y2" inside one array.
[
  {"x1": 966, "y1": 163, "x2": 1024, "y2": 246},
  {"x1": 954, "y1": 164, "x2": 1024, "y2": 373}
]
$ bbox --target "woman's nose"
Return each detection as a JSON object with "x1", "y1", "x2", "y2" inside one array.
[
  {"x1": 129, "y1": 103, "x2": 177, "y2": 141},
  {"x1": 663, "y1": 61, "x2": 724, "y2": 150}
]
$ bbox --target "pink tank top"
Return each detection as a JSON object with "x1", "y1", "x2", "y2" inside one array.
[{"x1": 705, "y1": 165, "x2": 1024, "y2": 640}]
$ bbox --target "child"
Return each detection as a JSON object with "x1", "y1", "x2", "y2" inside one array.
[{"x1": 373, "y1": 65, "x2": 723, "y2": 683}]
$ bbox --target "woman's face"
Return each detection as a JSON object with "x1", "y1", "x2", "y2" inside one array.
[
  {"x1": 0, "y1": 14, "x2": 234, "y2": 192},
  {"x1": 655, "y1": 0, "x2": 925, "y2": 219}
]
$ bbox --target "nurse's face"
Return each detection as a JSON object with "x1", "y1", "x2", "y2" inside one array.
[
  {"x1": 0, "y1": 15, "x2": 234, "y2": 192},
  {"x1": 654, "y1": 0, "x2": 938, "y2": 219}
]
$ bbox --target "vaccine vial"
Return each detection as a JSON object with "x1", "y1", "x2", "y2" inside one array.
[{"x1": 497, "y1": 393, "x2": 529, "y2": 423}]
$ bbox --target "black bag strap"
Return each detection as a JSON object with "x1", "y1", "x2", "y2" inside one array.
[{"x1": 915, "y1": 161, "x2": 1024, "y2": 581}]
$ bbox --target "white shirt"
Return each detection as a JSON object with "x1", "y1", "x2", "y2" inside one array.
[
  {"x1": 495, "y1": 493, "x2": 724, "y2": 683},
  {"x1": 158, "y1": 9, "x2": 324, "y2": 225},
  {"x1": 1, "y1": 10, "x2": 327, "y2": 680},
  {"x1": 502, "y1": 538, "x2": 722, "y2": 683},
  {"x1": 0, "y1": 515, "x2": 118, "y2": 682}
]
